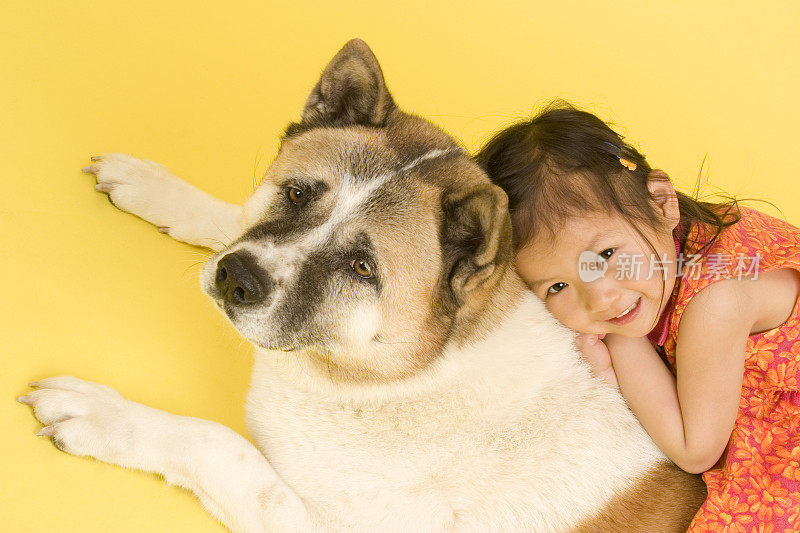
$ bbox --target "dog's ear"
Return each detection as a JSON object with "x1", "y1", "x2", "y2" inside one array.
[
  {"x1": 442, "y1": 184, "x2": 512, "y2": 305},
  {"x1": 289, "y1": 39, "x2": 396, "y2": 134}
]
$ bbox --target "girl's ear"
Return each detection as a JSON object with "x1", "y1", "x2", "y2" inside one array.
[{"x1": 646, "y1": 172, "x2": 680, "y2": 230}]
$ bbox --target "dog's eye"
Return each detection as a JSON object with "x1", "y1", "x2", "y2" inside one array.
[
  {"x1": 286, "y1": 186, "x2": 304, "y2": 205},
  {"x1": 351, "y1": 258, "x2": 373, "y2": 278}
]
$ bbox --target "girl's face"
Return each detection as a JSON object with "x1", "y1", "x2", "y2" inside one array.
[{"x1": 515, "y1": 199, "x2": 680, "y2": 337}]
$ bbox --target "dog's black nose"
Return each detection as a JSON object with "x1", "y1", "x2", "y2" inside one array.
[{"x1": 215, "y1": 252, "x2": 264, "y2": 305}]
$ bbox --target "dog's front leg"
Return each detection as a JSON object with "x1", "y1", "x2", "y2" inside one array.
[
  {"x1": 82, "y1": 153, "x2": 243, "y2": 251},
  {"x1": 18, "y1": 376, "x2": 316, "y2": 533}
]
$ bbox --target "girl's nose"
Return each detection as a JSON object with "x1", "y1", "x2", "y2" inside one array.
[{"x1": 582, "y1": 281, "x2": 619, "y2": 317}]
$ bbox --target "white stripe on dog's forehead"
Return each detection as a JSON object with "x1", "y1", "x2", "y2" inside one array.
[
  {"x1": 401, "y1": 148, "x2": 460, "y2": 173},
  {"x1": 300, "y1": 147, "x2": 461, "y2": 251},
  {"x1": 300, "y1": 170, "x2": 393, "y2": 250}
]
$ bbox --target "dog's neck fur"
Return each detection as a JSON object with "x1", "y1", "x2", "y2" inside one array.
[
  {"x1": 448, "y1": 260, "x2": 529, "y2": 349},
  {"x1": 252, "y1": 268, "x2": 571, "y2": 405}
]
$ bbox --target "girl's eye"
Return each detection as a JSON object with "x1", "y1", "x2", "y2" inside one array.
[
  {"x1": 599, "y1": 247, "x2": 616, "y2": 260},
  {"x1": 351, "y1": 258, "x2": 373, "y2": 278},
  {"x1": 547, "y1": 282, "x2": 567, "y2": 295},
  {"x1": 286, "y1": 186, "x2": 304, "y2": 205}
]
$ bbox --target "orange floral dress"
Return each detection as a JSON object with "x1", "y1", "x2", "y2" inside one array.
[{"x1": 650, "y1": 205, "x2": 800, "y2": 532}]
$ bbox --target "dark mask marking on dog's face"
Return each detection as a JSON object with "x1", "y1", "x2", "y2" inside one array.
[
  {"x1": 240, "y1": 230, "x2": 382, "y2": 350},
  {"x1": 240, "y1": 178, "x2": 331, "y2": 244}
]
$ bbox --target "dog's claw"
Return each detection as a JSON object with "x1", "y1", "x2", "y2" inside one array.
[
  {"x1": 37, "y1": 426, "x2": 55, "y2": 437},
  {"x1": 82, "y1": 165, "x2": 97, "y2": 174},
  {"x1": 158, "y1": 227, "x2": 170, "y2": 233},
  {"x1": 91, "y1": 155, "x2": 101, "y2": 162},
  {"x1": 16, "y1": 395, "x2": 33, "y2": 405},
  {"x1": 95, "y1": 183, "x2": 113, "y2": 193}
]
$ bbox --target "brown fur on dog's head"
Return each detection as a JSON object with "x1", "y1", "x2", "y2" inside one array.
[{"x1": 202, "y1": 39, "x2": 523, "y2": 385}]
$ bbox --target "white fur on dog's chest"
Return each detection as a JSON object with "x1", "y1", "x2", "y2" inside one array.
[
  {"x1": 244, "y1": 296, "x2": 665, "y2": 531},
  {"x1": 245, "y1": 362, "x2": 469, "y2": 529}
]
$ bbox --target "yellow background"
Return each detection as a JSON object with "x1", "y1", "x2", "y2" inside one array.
[{"x1": 2, "y1": 1, "x2": 799, "y2": 531}]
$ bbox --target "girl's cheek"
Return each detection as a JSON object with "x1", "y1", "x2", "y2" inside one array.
[
  {"x1": 550, "y1": 294, "x2": 600, "y2": 334},
  {"x1": 545, "y1": 298, "x2": 581, "y2": 330}
]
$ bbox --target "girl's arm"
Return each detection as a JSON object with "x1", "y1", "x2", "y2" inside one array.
[{"x1": 604, "y1": 279, "x2": 752, "y2": 474}]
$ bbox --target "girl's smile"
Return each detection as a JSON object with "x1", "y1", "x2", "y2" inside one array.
[{"x1": 607, "y1": 296, "x2": 642, "y2": 325}]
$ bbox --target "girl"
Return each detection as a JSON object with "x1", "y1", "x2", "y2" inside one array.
[{"x1": 476, "y1": 103, "x2": 800, "y2": 532}]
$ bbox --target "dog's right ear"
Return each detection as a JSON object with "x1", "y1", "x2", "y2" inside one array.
[{"x1": 285, "y1": 39, "x2": 396, "y2": 136}]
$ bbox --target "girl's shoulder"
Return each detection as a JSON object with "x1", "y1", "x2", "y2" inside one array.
[{"x1": 662, "y1": 205, "x2": 800, "y2": 359}]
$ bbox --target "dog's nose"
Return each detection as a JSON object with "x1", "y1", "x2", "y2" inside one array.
[{"x1": 215, "y1": 252, "x2": 264, "y2": 305}]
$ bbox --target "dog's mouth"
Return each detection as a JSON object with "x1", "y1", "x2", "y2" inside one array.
[{"x1": 212, "y1": 299, "x2": 306, "y2": 352}]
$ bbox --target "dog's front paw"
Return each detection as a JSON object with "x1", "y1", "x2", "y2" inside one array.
[
  {"x1": 18, "y1": 376, "x2": 144, "y2": 463},
  {"x1": 81, "y1": 153, "x2": 181, "y2": 230}
]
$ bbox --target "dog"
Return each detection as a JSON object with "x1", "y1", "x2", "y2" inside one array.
[{"x1": 20, "y1": 39, "x2": 706, "y2": 532}]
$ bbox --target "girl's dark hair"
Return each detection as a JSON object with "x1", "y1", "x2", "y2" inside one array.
[
  {"x1": 475, "y1": 101, "x2": 740, "y2": 257},
  {"x1": 475, "y1": 101, "x2": 742, "y2": 333}
]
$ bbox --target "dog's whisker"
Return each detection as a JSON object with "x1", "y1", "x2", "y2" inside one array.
[
  {"x1": 183, "y1": 250, "x2": 213, "y2": 260},
  {"x1": 181, "y1": 261, "x2": 207, "y2": 277},
  {"x1": 179, "y1": 257, "x2": 210, "y2": 265},
  {"x1": 181, "y1": 260, "x2": 206, "y2": 270},
  {"x1": 209, "y1": 220, "x2": 233, "y2": 248}
]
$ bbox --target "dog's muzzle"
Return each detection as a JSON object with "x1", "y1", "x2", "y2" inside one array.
[{"x1": 214, "y1": 252, "x2": 267, "y2": 305}]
